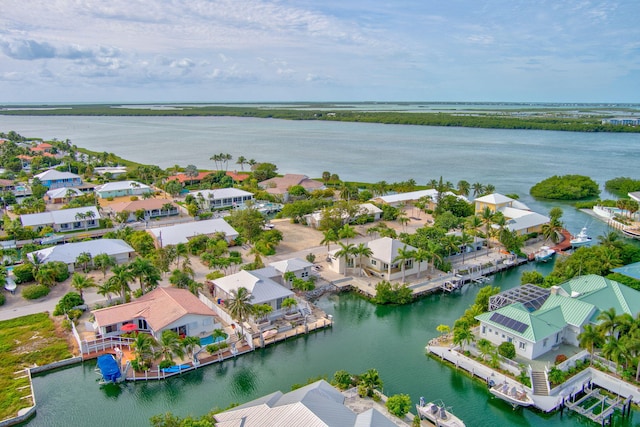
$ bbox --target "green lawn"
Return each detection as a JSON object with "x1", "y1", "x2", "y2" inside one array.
[{"x1": 0, "y1": 313, "x2": 73, "y2": 421}]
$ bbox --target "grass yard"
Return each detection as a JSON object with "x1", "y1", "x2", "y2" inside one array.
[{"x1": 0, "y1": 313, "x2": 73, "y2": 421}]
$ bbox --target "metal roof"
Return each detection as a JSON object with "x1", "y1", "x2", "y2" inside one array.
[
  {"x1": 20, "y1": 206, "x2": 101, "y2": 227},
  {"x1": 148, "y1": 218, "x2": 239, "y2": 246},
  {"x1": 28, "y1": 239, "x2": 134, "y2": 264},
  {"x1": 213, "y1": 270, "x2": 293, "y2": 305}
]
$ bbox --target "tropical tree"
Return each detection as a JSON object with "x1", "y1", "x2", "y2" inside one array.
[
  {"x1": 282, "y1": 297, "x2": 297, "y2": 314},
  {"x1": 236, "y1": 156, "x2": 247, "y2": 171},
  {"x1": 338, "y1": 224, "x2": 356, "y2": 244},
  {"x1": 472, "y1": 182, "x2": 485, "y2": 197},
  {"x1": 227, "y1": 287, "x2": 254, "y2": 338},
  {"x1": 70, "y1": 273, "x2": 96, "y2": 299},
  {"x1": 75, "y1": 251, "x2": 92, "y2": 273},
  {"x1": 457, "y1": 180, "x2": 470, "y2": 197},
  {"x1": 158, "y1": 330, "x2": 185, "y2": 362},
  {"x1": 393, "y1": 245, "x2": 416, "y2": 283},
  {"x1": 602, "y1": 336, "x2": 627, "y2": 372},
  {"x1": 96, "y1": 280, "x2": 120, "y2": 304},
  {"x1": 358, "y1": 368, "x2": 383, "y2": 397},
  {"x1": 477, "y1": 338, "x2": 494, "y2": 361},
  {"x1": 479, "y1": 207, "x2": 495, "y2": 249},
  {"x1": 129, "y1": 257, "x2": 161, "y2": 295},
  {"x1": 106, "y1": 264, "x2": 135, "y2": 301},
  {"x1": 182, "y1": 336, "x2": 201, "y2": 360},
  {"x1": 335, "y1": 242, "x2": 356, "y2": 275},
  {"x1": 36, "y1": 263, "x2": 58, "y2": 287},
  {"x1": 353, "y1": 243, "x2": 373, "y2": 277},
  {"x1": 132, "y1": 333, "x2": 157, "y2": 368},
  {"x1": 453, "y1": 322, "x2": 475, "y2": 351},
  {"x1": 320, "y1": 229, "x2": 339, "y2": 253},
  {"x1": 578, "y1": 324, "x2": 604, "y2": 365},
  {"x1": 93, "y1": 253, "x2": 116, "y2": 278},
  {"x1": 184, "y1": 164, "x2": 199, "y2": 186}
]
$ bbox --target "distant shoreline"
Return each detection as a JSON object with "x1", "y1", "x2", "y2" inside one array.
[{"x1": 1, "y1": 104, "x2": 639, "y2": 133}]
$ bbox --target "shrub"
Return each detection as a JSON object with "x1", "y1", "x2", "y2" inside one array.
[
  {"x1": 12, "y1": 263, "x2": 34, "y2": 284},
  {"x1": 51, "y1": 261, "x2": 70, "y2": 282},
  {"x1": 555, "y1": 354, "x2": 568, "y2": 365},
  {"x1": 67, "y1": 309, "x2": 83, "y2": 322},
  {"x1": 530, "y1": 175, "x2": 599, "y2": 200},
  {"x1": 22, "y1": 284, "x2": 50, "y2": 300},
  {"x1": 0, "y1": 293, "x2": 5, "y2": 306},
  {"x1": 385, "y1": 394, "x2": 412, "y2": 417},
  {"x1": 130, "y1": 196, "x2": 139, "y2": 201},
  {"x1": 332, "y1": 370, "x2": 353, "y2": 390},
  {"x1": 498, "y1": 341, "x2": 516, "y2": 360},
  {"x1": 61, "y1": 318, "x2": 72, "y2": 331},
  {"x1": 159, "y1": 359, "x2": 173, "y2": 369},
  {"x1": 53, "y1": 292, "x2": 84, "y2": 315}
]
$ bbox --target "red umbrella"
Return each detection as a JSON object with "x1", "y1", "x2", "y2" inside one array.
[{"x1": 120, "y1": 323, "x2": 138, "y2": 332}]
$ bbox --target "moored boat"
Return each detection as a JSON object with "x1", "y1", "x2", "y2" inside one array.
[
  {"x1": 534, "y1": 246, "x2": 555, "y2": 262},
  {"x1": 489, "y1": 381, "x2": 534, "y2": 407},
  {"x1": 622, "y1": 228, "x2": 640, "y2": 240},
  {"x1": 95, "y1": 354, "x2": 122, "y2": 385},
  {"x1": 416, "y1": 398, "x2": 465, "y2": 427},
  {"x1": 570, "y1": 227, "x2": 592, "y2": 248}
]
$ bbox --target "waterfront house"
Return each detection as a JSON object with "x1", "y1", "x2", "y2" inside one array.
[
  {"x1": 147, "y1": 218, "x2": 239, "y2": 247},
  {"x1": 475, "y1": 275, "x2": 640, "y2": 360},
  {"x1": 26, "y1": 239, "x2": 134, "y2": 271},
  {"x1": 93, "y1": 166, "x2": 128, "y2": 178},
  {"x1": 258, "y1": 174, "x2": 325, "y2": 201},
  {"x1": 303, "y1": 202, "x2": 383, "y2": 229},
  {"x1": 166, "y1": 171, "x2": 250, "y2": 186},
  {"x1": 107, "y1": 199, "x2": 179, "y2": 222},
  {"x1": 189, "y1": 188, "x2": 254, "y2": 210},
  {"x1": 95, "y1": 180, "x2": 151, "y2": 199},
  {"x1": 44, "y1": 187, "x2": 83, "y2": 204},
  {"x1": 269, "y1": 257, "x2": 314, "y2": 289},
  {"x1": 93, "y1": 287, "x2": 221, "y2": 339},
  {"x1": 372, "y1": 188, "x2": 439, "y2": 207},
  {"x1": 211, "y1": 270, "x2": 294, "y2": 316},
  {"x1": 474, "y1": 193, "x2": 549, "y2": 235},
  {"x1": 20, "y1": 206, "x2": 100, "y2": 232},
  {"x1": 328, "y1": 237, "x2": 428, "y2": 281},
  {"x1": 34, "y1": 170, "x2": 82, "y2": 189},
  {"x1": 214, "y1": 379, "x2": 397, "y2": 427}
]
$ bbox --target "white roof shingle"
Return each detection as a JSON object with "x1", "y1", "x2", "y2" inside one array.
[{"x1": 148, "y1": 218, "x2": 239, "y2": 246}]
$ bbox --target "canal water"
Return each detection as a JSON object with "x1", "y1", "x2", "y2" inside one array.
[{"x1": 27, "y1": 262, "x2": 637, "y2": 427}]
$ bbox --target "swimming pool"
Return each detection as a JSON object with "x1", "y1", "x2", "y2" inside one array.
[{"x1": 199, "y1": 334, "x2": 226, "y2": 346}]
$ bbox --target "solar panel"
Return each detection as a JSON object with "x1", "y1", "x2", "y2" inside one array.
[{"x1": 490, "y1": 312, "x2": 528, "y2": 334}]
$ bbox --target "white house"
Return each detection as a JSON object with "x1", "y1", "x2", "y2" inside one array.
[
  {"x1": 474, "y1": 193, "x2": 549, "y2": 236},
  {"x1": 211, "y1": 270, "x2": 294, "y2": 316},
  {"x1": 147, "y1": 218, "x2": 239, "y2": 247},
  {"x1": 269, "y1": 257, "x2": 314, "y2": 289},
  {"x1": 20, "y1": 206, "x2": 101, "y2": 232},
  {"x1": 328, "y1": 237, "x2": 428, "y2": 281},
  {"x1": 34, "y1": 170, "x2": 82, "y2": 189},
  {"x1": 190, "y1": 188, "x2": 254, "y2": 210},
  {"x1": 304, "y1": 203, "x2": 383, "y2": 229},
  {"x1": 44, "y1": 187, "x2": 84, "y2": 204},
  {"x1": 372, "y1": 189, "x2": 440, "y2": 207},
  {"x1": 26, "y1": 239, "x2": 134, "y2": 270},
  {"x1": 93, "y1": 287, "x2": 221, "y2": 339},
  {"x1": 475, "y1": 275, "x2": 640, "y2": 360},
  {"x1": 95, "y1": 180, "x2": 151, "y2": 199},
  {"x1": 214, "y1": 380, "x2": 397, "y2": 427}
]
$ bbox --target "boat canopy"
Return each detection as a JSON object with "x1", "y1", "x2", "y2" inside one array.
[{"x1": 97, "y1": 354, "x2": 121, "y2": 383}]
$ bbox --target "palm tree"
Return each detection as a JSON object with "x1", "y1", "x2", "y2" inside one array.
[
  {"x1": 93, "y1": 253, "x2": 116, "y2": 278},
  {"x1": 480, "y1": 207, "x2": 495, "y2": 249},
  {"x1": 106, "y1": 264, "x2": 135, "y2": 301},
  {"x1": 75, "y1": 251, "x2": 92, "y2": 273},
  {"x1": 36, "y1": 264, "x2": 57, "y2": 287},
  {"x1": 184, "y1": 164, "x2": 199, "y2": 186},
  {"x1": 393, "y1": 245, "x2": 416, "y2": 283},
  {"x1": 227, "y1": 287, "x2": 254, "y2": 338},
  {"x1": 71, "y1": 273, "x2": 96, "y2": 299},
  {"x1": 174, "y1": 243, "x2": 188, "y2": 268},
  {"x1": 602, "y1": 336, "x2": 627, "y2": 372},
  {"x1": 158, "y1": 330, "x2": 185, "y2": 362},
  {"x1": 182, "y1": 336, "x2": 201, "y2": 360},
  {"x1": 320, "y1": 229, "x2": 339, "y2": 253},
  {"x1": 236, "y1": 156, "x2": 247, "y2": 171},
  {"x1": 338, "y1": 224, "x2": 356, "y2": 245},
  {"x1": 84, "y1": 210, "x2": 96, "y2": 230},
  {"x1": 541, "y1": 219, "x2": 563, "y2": 243},
  {"x1": 335, "y1": 242, "x2": 355, "y2": 275},
  {"x1": 132, "y1": 333, "x2": 157, "y2": 367},
  {"x1": 459, "y1": 231, "x2": 473, "y2": 264},
  {"x1": 282, "y1": 297, "x2": 297, "y2": 314},
  {"x1": 578, "y1": 324, "x2": 604, "y2": 365},
  {"x1": 472, "y1": 182, "x2": 484, "y2": 197},
  {"x1": 597, "y1": 307, "x2": 620, "y2": 338},
  {"x1": 412, "y1": 248, "x2": 429, "y2": 279},
  {"x1": 353, "y1": 243, "x2": 373, "y2": 277},
  {"x1": 453, "y1": 322, "x2": 475, "y2": 351},
  {"x1": 129, "y1": 257, "x2": 161, "y2": 295},
  {"x1": 456, "y1": 180, "x2": 470, "y2": 197},
  {"x1": 358, "y1": 368, "x2": 383, "y2": 397},
  {"x1": 96, "y1": 280, "x2": 120, "y2": 304},
  {"x1": 397, "y1": 210, "x2": 409, "y2": 232},
  {"x1": 598, "y1": 231, "x2": 623, "y2": 250},
  {"x1": 477, "y1": 338, "x2": 494, "y2": 361}
]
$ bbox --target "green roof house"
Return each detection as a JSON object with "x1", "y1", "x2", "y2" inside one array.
[{"x1": 475, "y1": 275, "x2": 640, "y2": 360}]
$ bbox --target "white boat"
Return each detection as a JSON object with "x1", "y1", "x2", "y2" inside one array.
[
  {"x1": 416, "y1": 399, "x2": 465, "y2": 427},
  {"x1": 489, "y1": 381, "x2": 534, "y2": 407},
  {"x1": 534, "y1": 246, "x2": 555, "y2": 262},
  {"x1": 622, "y1": 228, "x2": 640, "y2": 240},
  {"x1": 570, "y1": 227, "x2": 592, "y2": 247}
]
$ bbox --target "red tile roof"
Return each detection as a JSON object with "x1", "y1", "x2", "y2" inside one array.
[{"x1": 93, "y1": 287, "x2": 216, "y2": 331}]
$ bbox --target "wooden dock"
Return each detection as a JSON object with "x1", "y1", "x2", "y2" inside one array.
[{"x1": 563, "y1": 386, "x2": 632, "y2": 426}]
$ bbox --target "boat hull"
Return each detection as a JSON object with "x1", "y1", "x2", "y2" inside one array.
[
  {"x1": 489, "y1": 386, "x2": 534, "y2": 407},
  {"x1": 416, "y1": 403, "x2": 466, "y2": 427}
]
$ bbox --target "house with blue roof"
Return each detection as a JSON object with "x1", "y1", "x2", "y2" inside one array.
[
  {"x1": 476, "y1": 275, "x2": 640, "y2": 360},
  {"x1": 34, "y1": 170, "x2": 82, "y2": 189}
]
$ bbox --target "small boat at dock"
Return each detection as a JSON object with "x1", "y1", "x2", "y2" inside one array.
[
  {"x1": 95, "y1": 354, "x2": 122, "y2": 385},
  {"x1": 622, "y1": 228, "x2": 640, "y2": 240},
  {"x1": 489, "y1": 381, "x2": 534, "y2": 408},
  {"x1": 416, "y1": 398, "x2": 465, "y2": 427},
  {"x1": 570, "y1": 227, "x2": 592, "y2": 248},
  {"x1": 534, "y1": 246, "x2": 555, "y2": 262}
]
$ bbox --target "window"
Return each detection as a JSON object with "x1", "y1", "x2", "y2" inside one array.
[
  {"x1": 371, "y1": 260, "x2": 377, "y2": 266},
  {"x1": 507, "y1": 337, "x2": 512, "y2": 343},
  {"x1": 519, "y1": 342, "x2": 526, "y2": 349},
  {"x1": 482, "y1": 326, "x2": 486, "y2": 334},
  {"x1": 105, "y1": 325, "x2": 116, "y2": 333},
  {"x1": 543, "y1": 338, "x2": 548, "y2": 347}
]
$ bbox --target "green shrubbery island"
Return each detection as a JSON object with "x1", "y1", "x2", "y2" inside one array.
[{"x1": 530, "y1": 175, "x2": 599, "y2": 200}]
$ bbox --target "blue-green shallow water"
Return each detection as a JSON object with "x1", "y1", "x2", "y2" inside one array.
[{"x1": 25, "y1": 263, "x2": 639, "y2": 426}]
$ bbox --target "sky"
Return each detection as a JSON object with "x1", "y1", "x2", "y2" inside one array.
[{"x1": 1, "y1": 0, "x2": 639, "y2": 103}]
